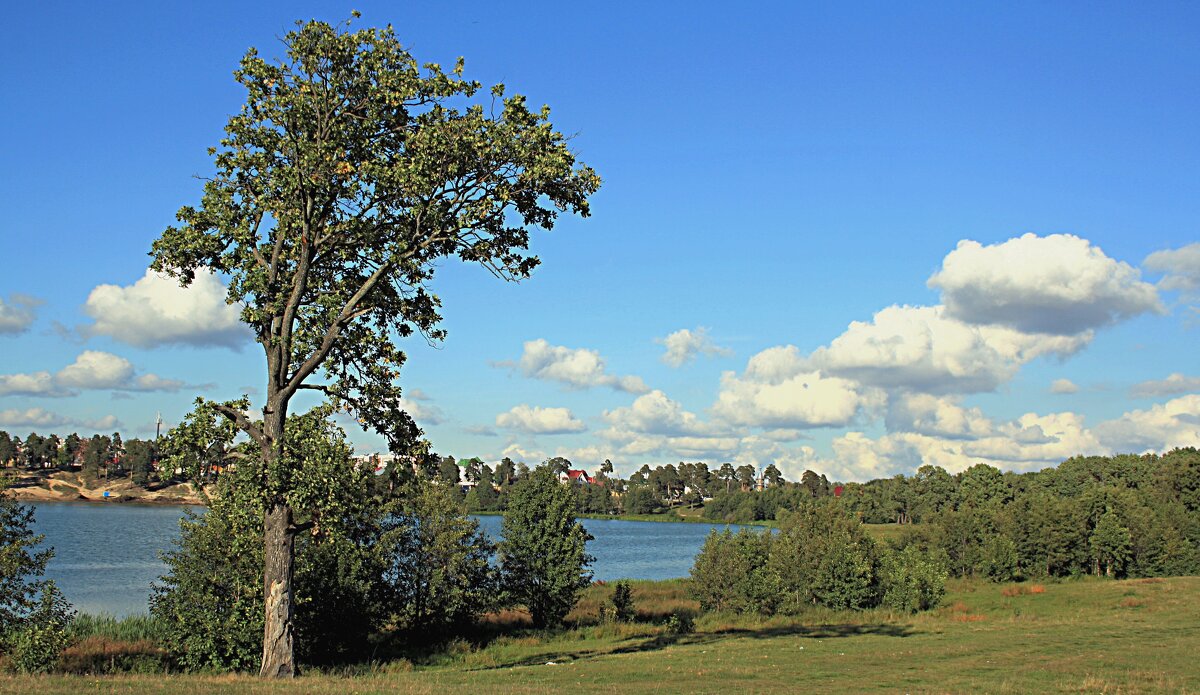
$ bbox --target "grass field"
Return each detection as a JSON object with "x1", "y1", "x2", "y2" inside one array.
[{"x1": 4, "y1": 575, "x2": 1198, "y2": 694}]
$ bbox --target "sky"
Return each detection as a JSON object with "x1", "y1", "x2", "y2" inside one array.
[{"x1": 2, "y1": 1, "x2": 1199, "y2": 481}]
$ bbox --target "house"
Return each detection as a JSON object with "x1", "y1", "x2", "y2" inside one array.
[{"x1": 559, "y1": 469, "x2": 593, "y2": 485}]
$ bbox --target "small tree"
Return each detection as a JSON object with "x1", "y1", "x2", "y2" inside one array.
[
  {"x1": 381, "y1": 478, "x2": 496, "y2": 636},
  {"x1": 0, "y1": 479, "x2": 75, "y2": 671},
  {"x1": 1090, "y1": 509, "x2": 1132, "y2": 577},
  {"x1": 609, "y1": 581, "x2": 635, "y2": 622},
  {"x1": 500, "y1": 467, "x2": 593, "y2": 628}
]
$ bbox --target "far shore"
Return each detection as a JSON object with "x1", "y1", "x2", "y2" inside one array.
[{"x1": 4, "y1": 469, "x2": 206, "y2": 507}]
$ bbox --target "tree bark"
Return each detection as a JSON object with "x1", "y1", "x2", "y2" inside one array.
[{"x1": 260, "y1": 502, "x2": 297, "y2": 677}]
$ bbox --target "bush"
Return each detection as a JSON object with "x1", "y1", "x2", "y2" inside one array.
[
  {"x1": 8, "y1": 581, "x2": 74, "y2": 673},
  {"x1": 810, "y1": 537, "x2": 881, "y2": 610},
  {"x1": 770, "y1": 504, "x2": 882, "y2": 612},
  {"x1": 689, "y1": 529, "x2": 777, "y2": 614},
  {"x1": 152, "y1": 411, "x2": 390, "y2": 671},
  {"x1": 0, "y1": 481, "x2": 76, "y2": 673},
  {"x1": 610, "y1": 581, "x2": 635, "y2": 622},
  {"x1": 665, "y1": 609, "x2": 694, "y2": 635},
  {"x1": 881, "y1": 546, "x2": 947, "y2": 613}
]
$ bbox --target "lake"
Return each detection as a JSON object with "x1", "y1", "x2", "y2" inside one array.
[{"x1": 29, "y1": 501, "x2": 743, "y2": 617}]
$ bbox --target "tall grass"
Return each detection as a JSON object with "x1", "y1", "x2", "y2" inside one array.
[
  {"x1": 60, "y1": 613, "x2": 172, "y2": 674},
  {"x1": 70, "y1": 613, "x2": 169, "y2": 643}
]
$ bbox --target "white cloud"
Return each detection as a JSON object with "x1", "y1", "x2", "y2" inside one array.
[
  {"x1": 398, "y1": 397, "x2": 444, "y2": 426},
  {"x1": 0, "y1": 407, "x2": 122, "y2": 431},
  {"x1": 1145, "y1": 242, "x2": 1200, "y2": 293},
  {"x1": 1050, "y1": 378, "x2": 1080, "y2": 394},
  {"x1": 500, "y1": 442, "x2": 546, "y2": 465},
  {"x1": 0, "y1": 294, "x2": 40, "y2": 335},
  {"x1": 1131, "y1": 373, "x2": 1200, "y2": 398},
  {"x1": 1095, "y1": 395, "x2": 1200, "y2": 453},
  {"x1": 929, "y1": 233, "x2": 1163, "y2": 335},
  {"x1": 56, "y1": 350, "x2": 137, "y2": 389},
  {"x1": 603, "y1": 390, "x2": 716, "y2": 436},
  {"x1": 0, "y1": 407, "x2": 70, "y2": 428},
  {"x1": 712, "y1": 347, "x2": 883, "y2": 429},
  {"x1": 826, "y1": 409, "x2": 1107, "y2": 481},
  {"x1": 512, "y1": 339, "x2": 648, "y2": 393},
  {"x1": 496, "y1": 404, "x2": 586, "y2": 434},
  {"x1": 83, "y1": 269, "x2": 251, "y2": 349},
  {"x1": 0, "y1": 351, "x2": 184, "y2": 397},
  {"x1": 809, "y1": 305, "x2": 1089, "y2": 394},
  {"x1": 964, "y1": 411, "x2": 1104, "y2": 465},
  {"x1": 84, "y1": 415, "x2": 123, "y2": 430},
  {"x1": 656, "y1": 327, "x2": 733, "y2": 367},
  {"x1": 885, "y1": 393, "x2": 994, "y2": 439},
  {"x1": 0, "y1": 372, "x2": 69, "y2": 398}
]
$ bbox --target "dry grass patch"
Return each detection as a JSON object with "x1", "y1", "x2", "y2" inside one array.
[{"x1": 1000, "y1": 584, "x2": 1047, "y2": 597}]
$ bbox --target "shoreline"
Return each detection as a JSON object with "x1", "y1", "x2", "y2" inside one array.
[{"x1": 4, "y1": 470, "x2": 206, "y2": 507}]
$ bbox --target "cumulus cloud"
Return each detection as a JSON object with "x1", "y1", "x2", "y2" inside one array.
[
  {"x1": 0, "y1": 407, "x2": 122, "y2": 431},
  {"x1": 509, "y1": 339, "x2": 648, "y2": 393},
  {"x1": 826, "y1": 408, "x2": 1108, "y2": 481},
  {"x1": 929, "y1": 233, "x2": 1163, "y2": 335},
  {"x1": 656, "y1": 327, "x2": 733, "y2": 367},
  {"x1": 500, "y1": 442, "x2": 546, "y2": 465},
  {"x1": 603, "y1": 390, "x2": 716, "y2": 437},
  {"x1": 0, "y1": 351, "x2": 184, "y2": 397},
  {"x1": 0, "y1": 372, "x2": 69, "y2": 398},
  {"x1": 0, "y1": 294, "x2": 41, "y2": 335},
  {"x1": 398, "y1": 397, "x2": 444, "y2": 426},
  {"x1": 496, "y1": 404, "x2": 586, "y2": 434},
  {"x1": 0, "y1": 407, "x2": 70, "y2": 428},
  {"x1": 83, "y1": 269, "x2": 252, "y2": 349},
  {"x1": 808, "y1": 305, "x2": 1087, "y2": 395},
  {"x1": 1050, "y1": 378, "x2": 1080, "y2": 394},
  {"x1": 1131, "y1": 373, "x2": 1200, "y2": 398},
  {"x1": 964, "y1": 411, "x2": 1104, "y2": 465},
  {"x1": 885, "y1": 393, "x2": 994, "y2": 439},
  {"x1": 1145, "y1": 242, "x2": 1200, "y2": 294},
  {"x1": 1095, "y1": 395, "x2": 1200, "y2": 453},
  {"x1": 711, "y1": 346, "x2": 883, "y2": 429}
]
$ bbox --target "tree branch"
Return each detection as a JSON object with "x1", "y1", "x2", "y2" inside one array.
[{"x1": 211, "y1": 403, "x2": 268, "y2": 449}]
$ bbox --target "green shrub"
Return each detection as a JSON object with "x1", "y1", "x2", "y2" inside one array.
[
  {"x1": 666, "y1": 609, "x2": 694, "y2": 635},
  {"x1": 689, "y1": 529, "x2": 777, "y2": 614},
  {"x1": 881, "y1": 546, "x2": 947, "y2": 613},
  {"x1": 610, "y1": 581, "x2": 635, "y2": 622},
  {"x1": 770, "y1": 504, "x2": 883, "y2": 612},
  {"x1": 8, "y1": 581, "x2": 74, "y2": 673}
]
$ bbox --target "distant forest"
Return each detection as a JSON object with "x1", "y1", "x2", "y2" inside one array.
[{"x1": 4, "y1": 428, "x2": 1197, "y2": 580}]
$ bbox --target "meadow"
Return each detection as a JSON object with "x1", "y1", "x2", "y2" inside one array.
[{"x1": 4, "y1": 575, "x2": 1197, "y2": 694}]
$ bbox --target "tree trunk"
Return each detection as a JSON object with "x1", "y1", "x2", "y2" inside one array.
[{"x1": 260, "y1": 502, "x2": 297, "y2": 677}]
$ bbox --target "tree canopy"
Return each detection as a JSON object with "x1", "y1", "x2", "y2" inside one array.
[{"x1": 149, "y1": 16, "x2": 599, "y2": 677}]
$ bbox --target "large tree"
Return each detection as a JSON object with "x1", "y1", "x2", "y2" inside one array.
[{"x1": 150, "y1": 17, "x2": 599, "y2": 677}]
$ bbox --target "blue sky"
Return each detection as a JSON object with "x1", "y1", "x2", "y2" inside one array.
[{"x1": 2, "y1": 1, "x2": 1198, "y2": 480}]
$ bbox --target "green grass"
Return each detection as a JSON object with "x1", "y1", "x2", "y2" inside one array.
[
  {"x1": 70, "y1": 615, "x2": 170, "y2": 644},
  {"x1": 6, "y1": 576, "x2": 1199, "y2": 693}
]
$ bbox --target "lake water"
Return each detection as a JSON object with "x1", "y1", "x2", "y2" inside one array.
[{"x1": 29, "y1": 501, "x2": 743, "y2": 617}]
